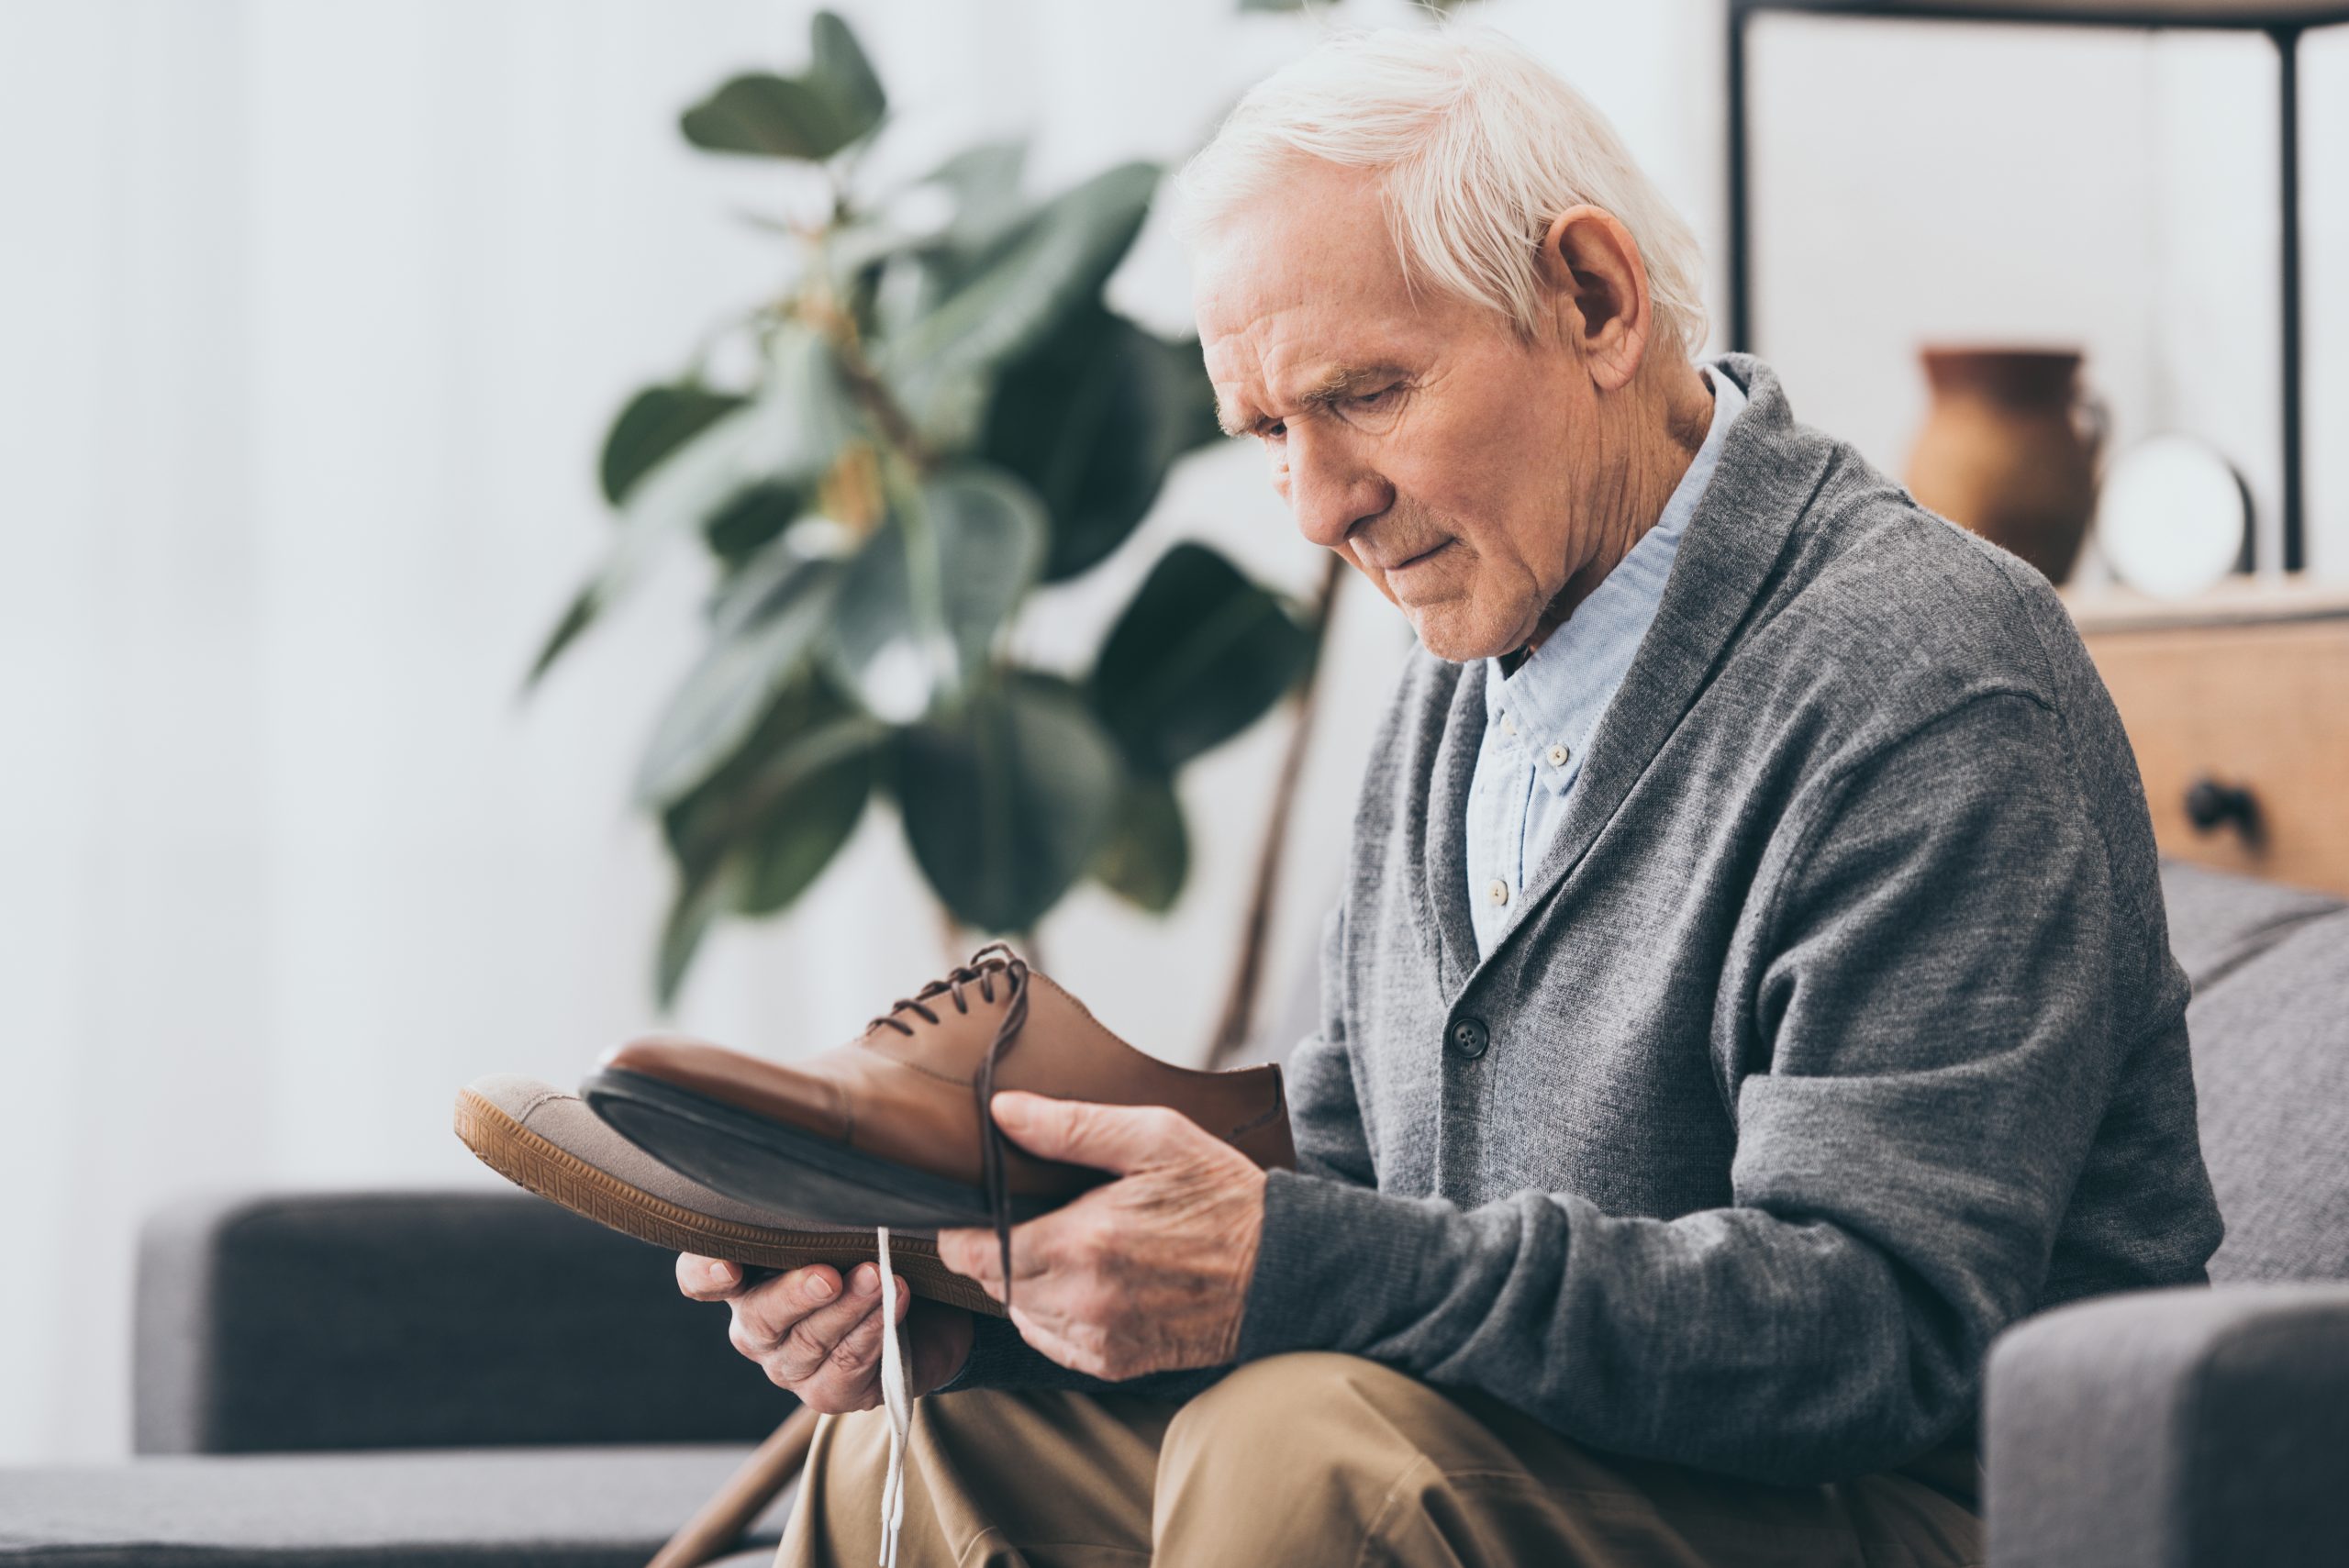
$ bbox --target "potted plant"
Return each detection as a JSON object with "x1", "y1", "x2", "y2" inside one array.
[{"x1": 530, "y1": 11, "x2": 1323, "y2": 1008}]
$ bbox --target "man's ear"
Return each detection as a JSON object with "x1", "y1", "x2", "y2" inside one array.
[{"x1": 1536, "y1": 205, "x2": 1652, "y2": 393}]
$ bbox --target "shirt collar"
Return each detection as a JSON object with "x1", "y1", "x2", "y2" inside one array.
[{"x1": 1484, "y1": 364, "x2": 1748, "y2": 795}]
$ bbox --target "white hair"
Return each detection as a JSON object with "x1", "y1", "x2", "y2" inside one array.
[{"x1": 1177, "y1": 25, "x2": 1708, "y2": 361}]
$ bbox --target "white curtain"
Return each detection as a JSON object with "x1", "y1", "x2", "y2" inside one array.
[
  {"x1": 0, "y1": 0, "x2": 1566, "y2": 1465},
  {"x1": 7, "y1": 0, "x2": 2337, "y2": 1463}
]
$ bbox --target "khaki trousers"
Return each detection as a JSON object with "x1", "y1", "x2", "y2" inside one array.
[{"x1": 777, "y1": 1352, "x2": 1982, "y2": 1568}]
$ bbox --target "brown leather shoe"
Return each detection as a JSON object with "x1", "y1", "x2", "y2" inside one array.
[
  {"x1": 453, "y1": 1073, "x2": 1001, "y2": 1316},
  {"x1": 581, "y1": 943, "x2": 1294, "y2": 1291}
]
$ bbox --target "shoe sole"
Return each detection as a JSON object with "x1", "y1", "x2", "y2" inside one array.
[
  {"x1": 580, "y1": 1068, "x2": 1063, "y2": 1236},
  {"x1": 454, "y1": 1086, "x2": 1003, "y2": 1317}
]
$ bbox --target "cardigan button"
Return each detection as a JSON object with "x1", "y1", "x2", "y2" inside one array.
[{"x1": 1447, "y1": 1017, "x2": 1490, "y2": 1060}]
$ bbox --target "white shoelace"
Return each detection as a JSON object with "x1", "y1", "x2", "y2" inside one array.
[{"x1": 874, "y1": 1226, "x2": 910, "y2": 1568}]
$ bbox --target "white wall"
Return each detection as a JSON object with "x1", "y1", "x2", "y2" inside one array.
[
  {"x1": 3, "y1": 0, "x2": 2343, "y2": 1462},
  {"x1": 1747, "y1": 13, "x2": 2349, "y2": 580},
  {"x1": 0, "y1": 0, "x2": 1472, "y2": 1466}
]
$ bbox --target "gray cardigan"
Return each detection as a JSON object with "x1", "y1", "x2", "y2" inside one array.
[{"x1": 960, "y1": 355, "x2": 2222, "y2": 1485}]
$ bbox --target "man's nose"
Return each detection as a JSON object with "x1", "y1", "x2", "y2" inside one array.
[{"x1": 1285, "y1": 428, "x2": 1391, "y2": 552}]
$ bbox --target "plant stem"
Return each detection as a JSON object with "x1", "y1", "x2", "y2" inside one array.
[
  {"x1": 1206, "y1": 551, "x2": 1346, "y2": 1069},
  {"x1": 806, "y1": 298, "x2": 936, "y2": 475}
]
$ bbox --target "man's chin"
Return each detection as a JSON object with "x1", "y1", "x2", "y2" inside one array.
[{"x1": 1403, "y1": 606, "x2": 1510, "y2": 665}]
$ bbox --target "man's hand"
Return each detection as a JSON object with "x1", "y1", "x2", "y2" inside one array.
[
  {"x1": 935, "y1": 1091, "x2": 1267, "y2": 1382},
  {"x1": 677, "y1": 1255, "x2": 974, "y2": 1414}
]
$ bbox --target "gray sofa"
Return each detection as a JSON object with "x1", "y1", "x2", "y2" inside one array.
[
  {"x1": 3, "y1": 1196, "x2": 802, "y2": 1566},
  {"x1": 5, "y1": 861, "x2": 2344, "y2": 1566},
  {"x1": 1986, "y1": 862, "x2": 2349, "y2": 1567}
]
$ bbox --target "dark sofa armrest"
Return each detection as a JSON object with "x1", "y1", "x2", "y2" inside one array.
[
  {"x1": 1985, "y1": 1284, "x2": 2349, "y2": 1568},
  {"x1": 135, "y1": 1189, "x2": 793, "y2": 1454}
]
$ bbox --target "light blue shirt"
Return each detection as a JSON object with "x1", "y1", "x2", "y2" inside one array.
[{"x1": 1464, "y1": 363, "x2": 1746, "y2": 959}]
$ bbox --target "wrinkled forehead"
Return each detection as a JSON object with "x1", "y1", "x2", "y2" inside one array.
[
  {"x1": 1188, "y1": 162, "x2": 1415, "y2": 344},
  {"x1": 1192, "y1": 220, "x2": 1503, "y2": 428}
]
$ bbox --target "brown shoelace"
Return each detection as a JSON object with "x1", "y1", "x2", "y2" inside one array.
[{"x1": 869, "y1": 942, "x2": 1031, "y2": 1307}]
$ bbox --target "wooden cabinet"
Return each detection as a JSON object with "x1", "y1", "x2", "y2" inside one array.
[{"x1": 2068, "y1": 579, "x2": 2349, "y2": 896}]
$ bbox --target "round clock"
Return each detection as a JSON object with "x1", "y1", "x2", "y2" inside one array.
[{"x1": 2095, "y1": 435, "x2": 2250, "y2": 598}]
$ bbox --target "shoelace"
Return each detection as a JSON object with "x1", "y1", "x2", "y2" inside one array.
[
  {"x1": 866, "y1": 941, "x2": 1032, "y2": 1307},
  {"x1": 874, "y1": 1226, "x2": 908, "y2": 1568},
  {"x1": 863, "y1": 945, "x2": 1034, "y2": 1566}
]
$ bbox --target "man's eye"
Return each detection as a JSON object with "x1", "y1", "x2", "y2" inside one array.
[
  {"x1": 1263, "y1": 423, "x2": 1286, "y2": 442},
  {"x1": 1352, "y1": 387, "x2": 1393, "y2": 407}
]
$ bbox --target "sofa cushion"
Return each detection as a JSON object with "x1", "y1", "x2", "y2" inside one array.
[
  {"x1": 137, "y1": 1191, "x2": 792, "y2": 1453},
  {"x1": 2184, "y1": 906, "x2": 2349, "y2": 1284},
  {"x1": 2157, "y1": 860, "x2": 2343, "y2": 992},
  {"x1": 0, "y1": 1444, "x2": 796, "y2": 1568}
]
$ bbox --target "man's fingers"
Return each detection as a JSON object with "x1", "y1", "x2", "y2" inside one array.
[
  {"x1": 939, "y1": 1183, "x2": 1140, "y2": 1311},
  {"x1": 935, "y1": 1213, "x2": 1060, "y2": 1294},
  {"x1": 676, "y1": 1252, "x2": 744, "y2": 1301},
  {"x1": 738, "y1": 1262, "x2": 864, "y2": 1367},
  {"x1": 817, "y1": 1282, "x2": 913, "y2": 1380},
  {"x1": 743, "y1": 1261, "x2": 912, "y2": 1380},
  {"x1": 925, "y1": 1220, "x2": 982, "y2": 1285},
  {"x1": 687, "y1": 1249, "x2": 945, "y2": 1413},
  {"x1": 933, "y1": 1227, "x2": 995, "y2": 1287},
  {"x1": 987, "y1": 1092, "x2": 1196, "y2": 1175},
  {"x1": 780, "y1": 1273, "x2": 918, "y2": 1405}
]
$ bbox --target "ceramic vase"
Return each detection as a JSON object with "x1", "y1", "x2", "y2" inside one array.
[{"x1": 1905, "y1": 347, "x2": 2104, "y2": 584}]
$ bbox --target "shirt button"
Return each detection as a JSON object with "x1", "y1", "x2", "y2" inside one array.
[
  {"x1": 1500, "y1": 714, "x2": 1518, "y2": 737},
  {"x1": 1486, "y1": 879, "x2": 1509, "y2": 906},
  {"x1": 1546, "y1": 743, "x2": 1570, "y2": 768},
  {"x1": 1448, "y1": 1017, "x2": 1490, "y2": 1060}
]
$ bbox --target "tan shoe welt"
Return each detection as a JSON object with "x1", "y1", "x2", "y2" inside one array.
[{"x1": 454, "y1": 1087, "x2": 1003, "y2": 1318}]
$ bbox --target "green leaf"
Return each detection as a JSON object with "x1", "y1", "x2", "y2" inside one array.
[
  {"x1": 701, "y1": 481, "x2": 805, "y2": 566},
  {"x1": 920, "y1": 139, "x2": 1029, "y2": 250},
  {"x1": 682, "y1": 73, "x2": 858, "y2": 160},
  {"x1": 609, "y1": 350, "x2": 828, "y2": 553},
  {"x1": 634, "y1": 554, "x2": 844, "y2": 807},
  {"x1": 682, "y1": 86, "x2": 858, "y2": 161},
  {"x1": 922, "y1": 469, "x2": 1049, "y2": 672},
  {"x1": 831, "y1": 141, "x2": 1030, "y2": 305},
  {"x1": 823, "y1": 467, "x2": 1047, "y2": 719},
  {"x1": 708, "y1": 525, "x2": 829, "y2": 639},
  {"x1": 896, "y1": 675, "x2": 1122, "y2": 933},
  {"x1": 1088, "y1": 542, "x2": 1314, "y2": 776},
  {"x1": 662, "y1": 679, "x2": 876, "y2": 875},
  {"x1": 640, "y1": 324, "x2": 852, "y2": 507},
  {"x1": 525, "y1": 575, "x2": 606, "y2": 688},
  {"x1": 826, "y1": 218, "x2": 922, "y2": 286},
  {"x1": 754, "y1": 322, "x2": 864, "y2": 484},
  {"x1": 810, "y1": 11, "x2": 885, "y2": 132},
  {"x1": 869, "y1": 248, "x2": 958, "y2": 345},
  {"x1": 678, "y1": 13, "x2": 885, "y2": 161},
  {"x1": 540, "y1": 323, "x2": 860, "y2": 691},
  {"x1": 984, "y1": 307, "x2": 1218, "y2": 582},
  {"x1": 655, "y1": 866, "x2": 730, "y2": 1009},
  {"x1": 1159, "y1": 330, "x2": 1230, "y2": 453},
  {"x1": 735, "y1": 740, "x2": 872, "y2": 914},
  {"x1": 652, "y1": 682, "x2": 886, "y2": 1003},
  {"x1": 610, "y1": 387, "x2": 797, "y2": 549},
  {"x1": 1092, "y1": 773, "x2": 1188, "y2": 912},
  {"x1": 602, "y1": 385, "x2": 747, "y2": 506},
  {"x1": 878, "y1": 160, "x2": 1161, "y2": 446}
]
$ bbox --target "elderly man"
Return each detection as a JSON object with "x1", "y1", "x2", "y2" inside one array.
[{"x1": 681, "y1": 26, "x2": 2220, "y2": 1567}]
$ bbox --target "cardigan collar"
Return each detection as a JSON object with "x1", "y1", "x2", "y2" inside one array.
[{"x1": 1421, "y1": 354, "x2": 1837, "y2": 993}]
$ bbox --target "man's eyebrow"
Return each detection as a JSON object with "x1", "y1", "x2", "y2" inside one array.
[{"x1": 1216, "y1": 363, "x2": 1409, "y2": 438}]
